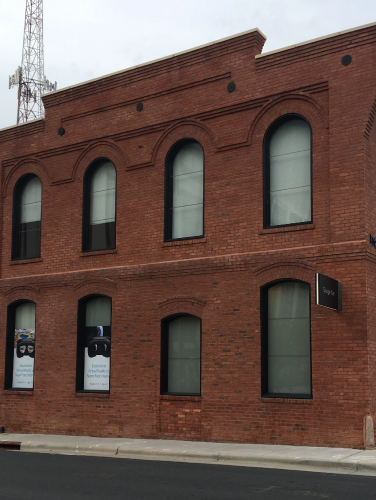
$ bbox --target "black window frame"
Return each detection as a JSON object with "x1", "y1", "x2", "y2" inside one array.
[
  {"x1": 76, "y1": 294, "x2": 112, "y2": 394},
  {"x1": 4, "y1": 299, "x2": 36, "y2": 392},
  {"x1": 82, "y1": 158, "x2": 117, "y2": 253},
  {"x1": 164, "y1": 139, "x2": 205, "y2": 242},
  {"x1": 260, "y1": 278, "x2": 312, "y2": 399},
  {"x1": 160, "y1": 313, "x2": 202, "y2": 396},
  {"x1": 263, "y1": 114, "x2": 313, "y2": 229},
  {"x1": 12, "y1": 173, "x2": 42, "y2": 260}
]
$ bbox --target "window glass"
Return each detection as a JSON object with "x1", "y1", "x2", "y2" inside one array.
[
  {"x1": 171, "y1": 142, "x2": 204, "y2": 239},
  {"x1": 89, "y1": 162, "x2": 116, "y2": 226},
  {"x1": 167, "y1": 316, "x2": 200, "y2": 394},
  {"x1": 269, "y1": 119, "x2": 311, "y2": 226},
  {"x1": 12, "y1": 302, "x2": 36, "y2": 389},
  {"x1": 13, "y1": 175, "x2": 42, "y2": 259},
  {"x1": 86, "y1": 297, "x2": 111, "y2": 326},
  {"x1": 20, "y1": 176, "x2": 42, "y2": 223},
  {"x1": 82, "y1": 297, "x2": 111, "y2": 392},
  {"x1": 85, "y1": 161, "x2": 116, "y2": 251},
  {"x1": 267, "y1": 282, "x2": 311, "y2": 395}
]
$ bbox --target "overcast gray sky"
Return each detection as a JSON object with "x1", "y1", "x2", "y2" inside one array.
[{"x1": 1, "y1": 0, "x2": 376, "y2": 130}]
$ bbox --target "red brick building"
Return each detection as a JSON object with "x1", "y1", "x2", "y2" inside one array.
[{"x1": 1, "y1": 22, "x2": 376, "y2": 449}]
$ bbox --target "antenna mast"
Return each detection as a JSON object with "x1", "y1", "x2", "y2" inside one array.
[{"x1": 9, "y1": 0, "x2": 57, "y2": 124}]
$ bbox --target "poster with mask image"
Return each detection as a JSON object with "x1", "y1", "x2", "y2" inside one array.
[
  {"x1": 12, "y1": 329, "x2": 35, "y2": 389},
  {"x1": 84, "y1": 325, "x2": 110, "y2": 391},
  {"x1": 12, "y1": 302, "x2": 36, "y2": 389},
  {"x1": 83, "y1": 296, "x2": 111, "y2": 391}
]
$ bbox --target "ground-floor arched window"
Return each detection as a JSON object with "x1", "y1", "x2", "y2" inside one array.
[
  {"x1": 76, "y1": 295, "x2": 111, "y2": 393},
  {"x1": 5, "y1": 300, "x2": 36, "y2": 390},
  {"x1": 261, "y1": 280, "x2": 312, "y2": 398},
  {"x1": 161, "y1": 314, "x2": 201, "y2": 396}
]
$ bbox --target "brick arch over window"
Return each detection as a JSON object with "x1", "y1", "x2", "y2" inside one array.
[
  {"x1": 73, "y1": 140, "x2": 128, "y2": 183},
  {"x1": 153, "y1": 120, "x2": 216, "y2": 165},
  {"x1": 247, "y1": 93, "x2": 327, "y2": 147},
  {"x1": 158, "y1": 296, "x2": 206, "y2": 319},
  {"x1": 3, "y1": 158, "x2": 50, "y2": 198},
  {"x1": 3, "y1": 285, "x2": 40, "y2": 306},
  {"x1": 73, "y1": 277, "x2": 117, "y2": 301},
  {"x1": 253, "y1": 260, "x2": 316, "y2": 289}
]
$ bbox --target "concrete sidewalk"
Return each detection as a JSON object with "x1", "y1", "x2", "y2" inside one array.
[{"x1": 1, "y1": 433, "x2": 376, "y2": 475}]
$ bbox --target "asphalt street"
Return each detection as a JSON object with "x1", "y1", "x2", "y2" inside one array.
[{"x1": 0, "y1": 450, "x2": 376, "y2": 499}]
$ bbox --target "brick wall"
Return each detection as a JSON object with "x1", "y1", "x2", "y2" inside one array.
[{"x1": 0, "y1": 24, "x2": 376, "y2": 448}]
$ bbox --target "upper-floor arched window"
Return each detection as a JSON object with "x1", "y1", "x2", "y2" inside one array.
[
  {"x1": 164, "y1": 140, "x2": 204, "y2": 241},
  {"x1": 12, "y1": 174, "x2": 42, "y2": 260},
  {"x1": 264, "y1": 115, "x2": 312, "y2": 227},
  {"x1": 261, "y1": 280, "x2": 311, "y2": 398},
  {"x1": 83, "y1": 160, "x2": 116, "y2": 252}
]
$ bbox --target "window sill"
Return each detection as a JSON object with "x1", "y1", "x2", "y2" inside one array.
[
  {"x1": 160, "y1": 395, "x2": 201, "y2": 402},
  {"x1": 260, "y1": 397, "x2": 312, "y2": 405},
  {"x1": 259, "y1": 223, "x2": 315, "y2": 235},
  {"x1": 76, "y1": 392, "x2": 110, "y2": 398},
  {"x1": 10, "y1": 258, "x2": 43, "y2": 265},
  {"x1": 80, "y1": 249, "x2": 117, "y2": 257},
  {"x1": 4, "y1": 390, "x2": 33, "y2": 396},
  {"x1": 162, "y1": 238, "x2": 206, "y2": 248}
]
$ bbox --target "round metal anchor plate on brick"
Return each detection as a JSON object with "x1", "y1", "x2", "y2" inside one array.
[
  {"x1": 227, "y1": 82, "x2": 236, "y2": 93},
  {"x1": 136, "y1": 102, "x2": 143, "y2": 112},
  {"x1": 342, "y1": 55, "x2": 352, "y2": 66},
  {"x1": 58, "y1": 127, "x2": 65, "y2": 136}
]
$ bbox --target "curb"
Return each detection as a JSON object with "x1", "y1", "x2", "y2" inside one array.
[
  {"x1": 21, "y1": 442, "x2": 119, "y2": 456},
  {"x1": 16, "y1": 441, "x2": 373, "y2": 473}
]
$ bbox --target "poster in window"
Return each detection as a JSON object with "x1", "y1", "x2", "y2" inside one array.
[
  {"x1": 12, "y1": 328, "x2": 35, "y2": 389},
  {"x1": 84, "y1": 326, "x2": 110, "y2": 391}
]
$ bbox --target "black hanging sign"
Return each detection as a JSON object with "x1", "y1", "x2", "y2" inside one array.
[
  {"x1": 315, "y1": 273, "x2": 342, "y2": 311},
  {"x1": 370, "y1": 234, "x2": 376, "y2": 250}
]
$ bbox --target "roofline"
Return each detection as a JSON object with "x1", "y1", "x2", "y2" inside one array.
[
  {"x1": 256, "y1": 21, "x2": 376, "y2": 59},
  {"x1": 44, "y1": 27, "x2": 266, "y2": 97},
  {"x1": 0, "y1": 117, "x2": 44, "y2": 133}
]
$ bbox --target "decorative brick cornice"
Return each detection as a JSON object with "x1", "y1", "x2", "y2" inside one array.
[
  {"x1": 42, "y1": 30, "x2": 265, "y2": 109},
  {"x1": 61, "y1": 72, "x2": 231, "y2": 129},
  {"x1": 0, "y1": 119, "x2": 44, "y2": 145},
  {"x1": 255, "y1": 22, "x2": 376, "y2": 70}
]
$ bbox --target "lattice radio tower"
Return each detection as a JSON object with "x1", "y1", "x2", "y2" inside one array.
[{"x1": 9, "y1": 0, "x2": 56, "y2": 124}]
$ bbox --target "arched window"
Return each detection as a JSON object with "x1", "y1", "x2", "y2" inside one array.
[
  {"x1": 261, "y1": 280, "x2": 311, "y2": 398},
  {"x1": 165, "y1": 140, "x2": 204, "y2": 241},
  {"x1": 161, "y1": 315, "x2": 201, "y2": 395},
  {"x1": 5, "y1": 301, "x2": 36, "y2": 390},
  {"x1": 83, "y1": 160, "x2": 116, "y2": 252},
  {"x1": 76, "y1": 295, "x2": 111, "y2": 393},
  {"x1": 12, "y1": 175, "x2": 42, "y2": 260},
  {"x1": 264, "y1": 115, "x2": 312, "y2": 227}
]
